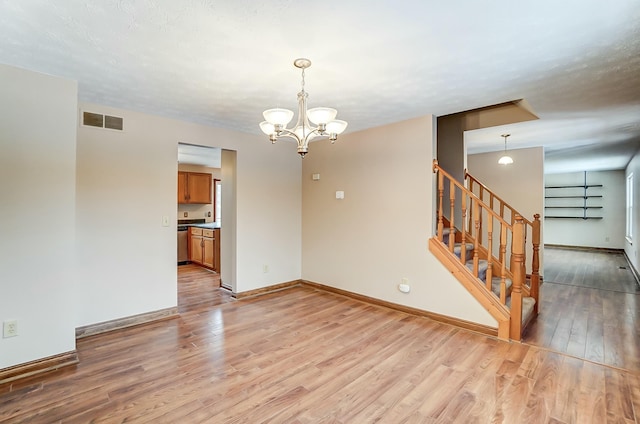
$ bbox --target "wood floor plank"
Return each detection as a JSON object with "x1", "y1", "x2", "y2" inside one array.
[
  {"x1": 2, "y1": 263, "x2": 640, "y2": 422},
  {"x1": 524, "y1": 247, "x2": 640, "y2": 372}
]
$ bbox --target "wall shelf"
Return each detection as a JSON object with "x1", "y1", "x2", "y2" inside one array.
[
  {"x1": 545, "y1": 216, "x2": 603, "y2": 219},
  {"x1": 545, "y1": 184, "x2": 603, "y2": 189},
  {"x1": 545, "y1": 195, "x2": 602, "y2": 199},
  {"x1": 544, "y1": 206, "x2": 602, "y2": 209},
  {"x1": 544, "y1": 171, "x2": 603, "y2": 220}
]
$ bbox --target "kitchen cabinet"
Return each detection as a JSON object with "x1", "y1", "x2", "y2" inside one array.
[
  {"x1": 189, "y1": 227, "x2": 219, "y2": 271},
  {"x1": 178, "y1": 171, "x2": 212, "y2": 204}
]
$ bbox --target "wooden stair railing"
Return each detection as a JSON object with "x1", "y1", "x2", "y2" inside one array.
[
  {"x1": 465, "y1": 171, "x2": 541, "y2": 313},
  {"x1": 431, "y1": 160, "x2": 541, "y2": 341}
]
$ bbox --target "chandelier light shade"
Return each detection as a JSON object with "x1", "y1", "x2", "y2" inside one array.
[
  {"x1": 260, "y1": 58, "x2": 348, "y2": 157},
  {"x1": 498, "y1": 133, "x2": 514, "y2": 165}
]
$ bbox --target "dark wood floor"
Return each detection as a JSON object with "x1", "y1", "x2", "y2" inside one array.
[
  {"x1": 523, "y1": 246, "x2": 640, "y2": 371},
  {"x1": 2, "y1": 264, "x2": 640, "y2": 423}
]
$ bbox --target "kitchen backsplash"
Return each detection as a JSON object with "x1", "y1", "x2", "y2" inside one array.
[{"x1": 178, "y1": 203, "x2": 214, "y2": 222}]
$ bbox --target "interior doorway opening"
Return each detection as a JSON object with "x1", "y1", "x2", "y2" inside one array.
[{"x1": 177, "y1": 143, "x2": 237, "y2": 294}]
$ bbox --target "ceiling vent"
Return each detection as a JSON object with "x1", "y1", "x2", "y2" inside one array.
[{"x1": 82, "y1": 111, "x2": 124, "y2": 131}]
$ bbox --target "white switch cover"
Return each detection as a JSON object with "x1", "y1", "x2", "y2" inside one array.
[
  {"x1": 312, "y1": 173, "x2": 320, "y2": 181},
  {"x1": 162, "y1": 216, "x2": 170, "y2": 227},
  {"x1": 336, "y1": 191, "x2": 345, "y2": 199}
]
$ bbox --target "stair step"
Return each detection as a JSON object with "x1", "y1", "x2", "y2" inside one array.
[
  {"x1": 506, "y1": 296, "x2": 536, "y2": 325},
  {"x1": 490, "y1": 276, "x2": 512, "y2": 298},
  {"x1": 442, "y1": 227, "x2": 455, "y2": 245},
  {"x1": 466, "y1": 259, "x2": 488, "y2": 282},
  {"x1": 465, "y1": 261, "x2": 514, "y2": 299},
  {"x1": 453, "y1": 243, "x2": 474, "y2": 262}
]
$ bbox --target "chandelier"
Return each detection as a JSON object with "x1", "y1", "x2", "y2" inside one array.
[
  {"x1": 259, "y1": 58, "x2": 348, "y2": 158},
  {"x1": 498, "y1": 133, "x2": 514, "y2": 165}
]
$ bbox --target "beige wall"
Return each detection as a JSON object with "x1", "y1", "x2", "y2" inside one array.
[
  {"x1": 301, "y1": 116, "x2": 496, "y2": 326},
  {"x1": 177, "y1": 163, "x2": 221, "y2": 223},
  {"x1": 76, "y1": 102, "x2": 302, "y2": 326},
  {"x1": 0, "y1": 64, "x2": 78, "y2": 368},
  {"x1": 221, "y1": 149, "x2": 237, "y2": 290},
  {"x1": 467, "y1": 147, "x2": 545, "y2": 275}
]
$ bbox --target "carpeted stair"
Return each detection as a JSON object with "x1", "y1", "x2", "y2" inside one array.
[{"x1": 449, "y1": 239, "x2": 535, "y2": 324}]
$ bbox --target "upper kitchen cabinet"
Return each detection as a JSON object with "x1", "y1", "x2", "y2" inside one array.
[{"x1": 178, "y1": 171, "x2": 212, "y2": 204}]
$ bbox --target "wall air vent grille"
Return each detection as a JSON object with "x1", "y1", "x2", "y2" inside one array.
[
  {"x1": 82, "y1": 111, "x2": 124, "y2": 131},
  {"x1": 83, "y1": 111, "x2": 103, "y2": 128}
]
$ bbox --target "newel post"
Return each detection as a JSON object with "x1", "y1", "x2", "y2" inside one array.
[
  {"x1": 434, "y1": 160, "x2": 444, "y2": 242},
  {"x1": 530, "y1": 214, "x2": 541, "y2": 313},
  {"x1": 510, "y1": 215, "x2": 525, "y2": 341}
]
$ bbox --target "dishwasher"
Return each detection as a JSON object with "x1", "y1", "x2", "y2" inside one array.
[
  {"x1": 177, "y1": 226, "x2": 189, "y2": 264},
  {"x1": 177, "y1": 219, "x2": 206, "y2": 265}
]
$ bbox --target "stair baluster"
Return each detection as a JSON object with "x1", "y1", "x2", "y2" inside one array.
[
  {"x1": 472, "y1": 201, "x2": 480, "y2": 280},
  {"x1": 448, "y1": 178, "x2": 456, "y2": 253},
  {"x1": 510, "y1": 216, "x2": 525, "y2": 341},
  {"x1": 485, "y1": 216, "x2": 494, "y2": 293},
  {"x1": 499, "y1": 225, "x2": 508, "y2": 304},
  {"x1": 461, "y1": 191, "x2": 469, "y2": 271},
  {"x1": 437, "y1": 171, "x2": 444, "y2": 243},
  {"x1": 531, "y1": 214, "x2": 541, "y2": 313}
]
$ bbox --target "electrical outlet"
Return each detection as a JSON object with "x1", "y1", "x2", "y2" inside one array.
[
  {"x1": 398, "y1": 278, "x2": 410, "y2": 293},
  {"x1": 3, "y1": 320, "x2": 18, "y2": 338}
]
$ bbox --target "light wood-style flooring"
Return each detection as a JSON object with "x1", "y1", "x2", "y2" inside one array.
[
  {"x1": 2, "y1": 264, "x2": 640, "y2": 423},
  {"x1": 523, "y1": 247, "x2": 640, "y2": 372}
]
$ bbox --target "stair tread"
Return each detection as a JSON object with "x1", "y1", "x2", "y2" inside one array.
[
  {"x1": 490, "y1": 276, "x2": 512, "y2": 297},
  {"x1": 466, "y1": 260, "x2": 488, "y2": 282},
  {"x1": 453, "y1": 242, "x2": 474, "y2": 250},
  {"x1": 506, "y1": 296, "x2": 536, "y2": 324},
  {"x1": 453, "y1": 243, "x2": 475, "y2": 262},
  {"x1": 465, "y1": 259, "x2": 488, "y2": 269}
]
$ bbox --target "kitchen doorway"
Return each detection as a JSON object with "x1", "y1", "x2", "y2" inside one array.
[{"x1": 177, "y1": 143, "x2": 236, "y2": 293}]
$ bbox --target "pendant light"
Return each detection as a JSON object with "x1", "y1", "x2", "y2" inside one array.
[{"x1": 498, "y1": 134, "x2": 514, "y2": 165}]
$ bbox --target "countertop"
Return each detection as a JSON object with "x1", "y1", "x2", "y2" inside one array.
[{"x1": 190, "y1": 222, "x2": 221, "y2": 229}]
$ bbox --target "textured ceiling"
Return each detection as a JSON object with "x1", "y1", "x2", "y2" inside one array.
[{"x1": 1, "y1": 0, "x2": 639, "y2": 173}]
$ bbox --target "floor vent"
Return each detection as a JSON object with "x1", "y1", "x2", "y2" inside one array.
[{"x1": 82, "y1": 111, "x2": 124, "y2": 131}]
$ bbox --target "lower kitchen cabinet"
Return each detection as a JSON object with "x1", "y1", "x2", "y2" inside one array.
[
  {"x1": 202, "y1": 231, "x2": 215, "y2": 268},
  {"x1": 188, "y1": 227, "x2": 219, "y2": 271}
]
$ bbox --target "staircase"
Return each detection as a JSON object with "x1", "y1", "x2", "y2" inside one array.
[{"x1": 430, "y1": 160, "x2": 541, "y2": 341}]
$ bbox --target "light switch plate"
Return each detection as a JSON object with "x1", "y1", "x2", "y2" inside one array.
[{"x1": 336, "y1": 191, "x2": 345, "y2": 199}]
